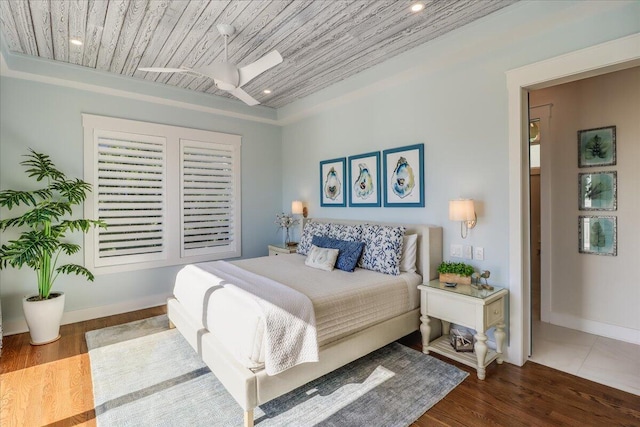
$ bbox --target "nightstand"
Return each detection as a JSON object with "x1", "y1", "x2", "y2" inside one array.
[
  {"x1": 418, "y1": 279, "x2": 508, "y2": 380},
  {"x1": 268, "y1": 244, "x2": 298, "y2": 256}
]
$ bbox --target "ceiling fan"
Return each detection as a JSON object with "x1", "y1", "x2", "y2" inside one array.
[{"x1": 139, "y1": 24, "x2": 282, "y2": 106}]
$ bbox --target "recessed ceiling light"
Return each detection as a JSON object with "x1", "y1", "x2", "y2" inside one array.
[
  {"x1": 411, "y1": 3, "x2": 424, "y2": 12},
  {"x1": 263, "y1": 89, "x2": 272, "y2": 94},
  {"x1": 70, "y1": 38, "x2": 83, "y2": 46}
]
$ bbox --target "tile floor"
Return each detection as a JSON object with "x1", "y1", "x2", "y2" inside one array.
[{"x1": 529, "y1": 321, "x2": 640, "y2": 396}]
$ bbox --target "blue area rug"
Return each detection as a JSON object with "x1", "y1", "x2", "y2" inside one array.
[{"x1": 86, "y1": 315, "x2": 467, "y2": 426}]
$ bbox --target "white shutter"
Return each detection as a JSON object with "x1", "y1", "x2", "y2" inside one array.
[
  {"x1": 83, "y1": 114, "x2": 241, "y2": 274},
  {"x1": 181, "y1": 140, "x2": 239, "y2": 257},
  {"x1": 94, "y1": 131, "x2": 167, "y2": 266}
]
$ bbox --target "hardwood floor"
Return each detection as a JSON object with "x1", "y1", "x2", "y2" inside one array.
[
  {"x1": 0, "y1": 306, "x2": 167, "y2": 427},
  {"x1": 1, "y1": 307, "x2": 639, "y2": 427}
]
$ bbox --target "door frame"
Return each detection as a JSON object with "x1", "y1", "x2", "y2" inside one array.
[{"x1": 505, "y1": 33, "x2": 640, "y2": 366}]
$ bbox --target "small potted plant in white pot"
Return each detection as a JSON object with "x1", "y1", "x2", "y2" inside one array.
[{"x1": 0, "y1": 150, "x2": 105, "y2": 345}]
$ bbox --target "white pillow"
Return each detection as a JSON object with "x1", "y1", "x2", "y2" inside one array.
[
  {"x1": 305, "y1": 245, "x2": 340, "y2": 271},
  {"x1": 400, "y1": 234, "x2": 418, "y2": 273}
]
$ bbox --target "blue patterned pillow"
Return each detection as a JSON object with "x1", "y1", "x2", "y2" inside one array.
[
  {"x1": 359, "y1": 224, "x2": 406, "y2": 275},
  {"x1": 312, "y1": 235, "x2": 365, "y2": 272},
  {"x1": 297, "y1": 221, "x2": 330, "y2": 255},
  {"x1": 327, "y1": 223, "x2": 363, "y2": 242}
]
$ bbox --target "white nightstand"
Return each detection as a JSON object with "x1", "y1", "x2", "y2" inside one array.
[
  {"x1": 418, "y1": 279, "x2": 508, "y2": 380},
  {"x1": 268, "y1": 244, "x2": 298, "y2": 256}
]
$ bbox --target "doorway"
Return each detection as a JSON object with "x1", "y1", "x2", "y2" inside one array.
[
  {"x1": 505, "y1": 33, "x2": 639, "y2": 367},
  {"x1": 525, "y1": 68, "x2": 640, "y2": 394}
]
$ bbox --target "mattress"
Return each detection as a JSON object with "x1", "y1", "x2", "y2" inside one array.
[{"x1": 173, "y1": 253, "x2": 421, "y2": 371}]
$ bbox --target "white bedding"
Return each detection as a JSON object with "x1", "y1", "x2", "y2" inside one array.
[
  {"x1": 173, "y1": 253, "x2": 421, "y2": 372},
  {"x1": 175, "y1": 261, "x2": 318, "y2": 375}
]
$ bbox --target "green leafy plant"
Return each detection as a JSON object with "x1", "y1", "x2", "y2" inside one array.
[
  {"x1": 437, "y1": 261, "x2": 474, "y2": 277},
  {"x1": 0, "y1": 150, "x2": 106, "y2": 300}
]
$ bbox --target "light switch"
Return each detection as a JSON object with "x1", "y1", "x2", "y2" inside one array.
[
  {"x1": 463, "y1": 245, "x2": 473, "y2": 259},
  {"x1": 450, "y1": 244, "x2": 463, "y2": 258}
]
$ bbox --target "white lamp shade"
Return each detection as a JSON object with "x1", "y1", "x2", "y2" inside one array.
[
  {"x1": 449, "y1": 199, "x2": 475, "y2": 221},
  {"x1": 292, "y1": 200, "x2": 304, "y2": 215}
]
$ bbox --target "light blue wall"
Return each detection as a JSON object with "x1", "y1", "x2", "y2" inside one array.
[
  {"x1": 1, "y1": 0, "x2": 638, "y2": 331},
  {"x1": 0, "y1": 73, "x2": 282, "y2": 326},
  {"x1": 279, "y1": 1, "x2": 640, "y2": 287}
]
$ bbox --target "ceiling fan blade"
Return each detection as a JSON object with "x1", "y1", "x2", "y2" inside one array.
[
  {"x1": 138, "y1": 67, "x2": 188, "y2": 73},
  {"x1": 197, "y1": 63, "x2": 239, "y2": 87},
  {"x1": 238, "y1": 50, "x2": 283, "y2": 87},
  {"x1": 229, "y1": 87, "x2": 260, "y2": 106}
]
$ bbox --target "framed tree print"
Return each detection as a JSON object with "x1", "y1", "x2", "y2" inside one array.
[
  {"x1": 320, "y1": 157, "x2": 347, "y2": 207},
  {"x1": 383, "y1": 144, "x2": 424, "y2": 207},
  {"x1": 578, "y1": 171, "x2": 617, "y2": 211},
  {"x1": 579, "y1": 215, "x2": 617, "y2": 256},
  {"x1": 348, "y1": 151, "x2": 381, "y2": 207},
  {"x1": 578, "y1": 126, "x2": 616, "y2": 167}
]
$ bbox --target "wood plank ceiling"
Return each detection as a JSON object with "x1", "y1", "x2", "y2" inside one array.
[{"x1": 0, "y1": 0, "x2": 516, "y2": 109}]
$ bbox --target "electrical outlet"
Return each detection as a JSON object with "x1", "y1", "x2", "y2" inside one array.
[
  {"x1": 463, "y1": 245, "x2": 473, "y2": 259},
  {"x1": 450, "y1": 244, "x2": 463, "y2": 258},
  {"x1": 474, "y1": 247, "x2": 484, "y2": 260}
]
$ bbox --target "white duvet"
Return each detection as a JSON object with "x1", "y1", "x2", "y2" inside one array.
[{"x1": 173, "y1": 254, "x2": 420, "y2": 373}]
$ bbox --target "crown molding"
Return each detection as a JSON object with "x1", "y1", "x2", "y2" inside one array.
[{"x1": 0, "y1": 49, "x2": 280, "y2": 126}]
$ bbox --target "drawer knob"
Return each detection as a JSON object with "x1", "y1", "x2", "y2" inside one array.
[{"x1": 494, "y1": 310, "x2": 499, "y2": 314}]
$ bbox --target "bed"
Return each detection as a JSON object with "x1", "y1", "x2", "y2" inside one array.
[{"x1": 167, "y1": 218, "x2": 443, "y2": 427}]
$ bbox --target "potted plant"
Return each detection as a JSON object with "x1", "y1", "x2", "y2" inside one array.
[
  {"x1": 0, "y1": 150, "x2": 105, "y2": 345},
  {"x1": 437, "y1": 261, "x2": 474, "y2": 285}
]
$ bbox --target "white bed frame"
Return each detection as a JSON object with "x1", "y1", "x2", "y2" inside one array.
[{"x1": 166, "y1": 219, "x2": 442, "y2": 427}]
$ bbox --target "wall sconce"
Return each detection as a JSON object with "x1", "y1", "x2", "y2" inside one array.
[
  {"x1": 449, "y1": 199, "x2": 477, "y2": 239},
  {"x1": 292, "y1": 200, "x2": 307, "y2": 218}
]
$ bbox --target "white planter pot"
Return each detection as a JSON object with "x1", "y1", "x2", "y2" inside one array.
[{"x1": 22, "y1": 292, "x2": 65, "y2": 345}]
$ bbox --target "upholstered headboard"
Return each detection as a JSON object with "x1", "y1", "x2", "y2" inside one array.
[{"x1": 305, "y1": 218, "x2": 443, "y2": 281}]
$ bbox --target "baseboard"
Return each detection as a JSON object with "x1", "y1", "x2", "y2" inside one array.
[
  {"x1": 549, "y1": 312, "x2": 640, "y2": 345},
  {"x1": 2, "y1": 293, "x2": 172, "y2": 336}
]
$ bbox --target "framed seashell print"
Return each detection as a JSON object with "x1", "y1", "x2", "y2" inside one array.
[
  {"x1": 383, "y1": 144, "x2": 425, "y2": 207},
  {"x1": 348, "y1": 151, "x2": 381, "y2": 207},
  {"x1": 320, "y1": 157, "x2": 347, "y2": 207}
]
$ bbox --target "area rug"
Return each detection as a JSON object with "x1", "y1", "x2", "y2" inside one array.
[{"x1": 86, "y1": 315, "x2": 468, "y2": 427}]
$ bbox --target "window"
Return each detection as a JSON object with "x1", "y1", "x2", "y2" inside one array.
[
  {"x1": 83, "y1": 114, "x2": 241, "y2": 274},
  {"x1": 180, "y1": 140, "x2": 237, "y2": 257}
]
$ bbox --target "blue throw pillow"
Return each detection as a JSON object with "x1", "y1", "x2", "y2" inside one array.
[{"x1": 311, "y1": 235, "x2": 365, "y2": 272}]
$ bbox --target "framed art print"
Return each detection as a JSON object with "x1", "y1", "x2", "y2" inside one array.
[
  {"x1": 320, "y1": 157, "x2": 346, "y2": 207},
  {"x1": 578, "y1": 171, "x2": 617, "y2": 211},
  {"x1": 579, "y1": 215, "x2": 617, "y2": 256},
  {"x1": 382, "y1": 143, "x2": 424, "y2": 207},
  {"x1": 578, "y1": 126, "x2": 616, "y2": 167},
  {"x1": 348, "y1": 151, "x2": 381, "y2": 207}
]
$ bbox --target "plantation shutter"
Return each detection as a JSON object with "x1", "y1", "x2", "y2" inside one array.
[
  {"x1": 84, "y1": 113, "x2": 241, "y2": 274},
  {"x1": 94, "y1": 131, "x2": 167, "y2": 266},
  {"x1": 181, "y1": 140, "x2": 239, "y2": 257}
]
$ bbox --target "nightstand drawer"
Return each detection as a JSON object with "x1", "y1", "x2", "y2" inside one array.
[
  {"x1": 268, "y1": 244, "x2": 297, "y2": 256},
  {"x1": 427, "y1": 293, "x2": 476, "y2": 327},
  {"x1": 485, "y1": 299, "x2": 504, "y2": 327}
]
